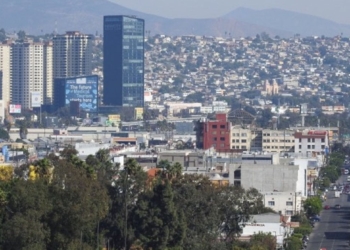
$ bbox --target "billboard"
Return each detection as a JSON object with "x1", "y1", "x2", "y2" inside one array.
[
  {"x1": 31, "y1": 92, "x2": 41, "y2": 108},
  {"x1": 108, "y1": 114, "x2": 120, "y2": 125},
  {"x1": 9, "y1": 104, "x2": 21, "y2": 114},
  {"x1": 65, "y1": 76, "x2": 98, "y2": 112}
]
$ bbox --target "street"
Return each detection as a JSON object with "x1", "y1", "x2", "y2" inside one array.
[{"x1": 307, "y1": 175, "x2": 350, "y2": 250}]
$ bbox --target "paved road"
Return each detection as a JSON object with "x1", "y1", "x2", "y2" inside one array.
[{"x1": 307, "y1": 175, "x2": 350, "y2": 250}]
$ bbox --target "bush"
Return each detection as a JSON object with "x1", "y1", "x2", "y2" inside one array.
[
  {"x1": 292, "y1": 233, "x2": 303, "y2": 239},
  {"x1": 293, "y1": 227, "x2": 312, "y2": 236}
]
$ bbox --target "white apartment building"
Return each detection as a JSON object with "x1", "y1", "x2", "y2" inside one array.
[
  {"x1": 262, "y1": 129, "x2": 295, "y2": 153},
  {"x1": 294, "y1": 130, "x2": 329, "y2": 156},
  {"x1": 263, "y1": 191, "x2": 303, "y2": 216},
  {"x1": 0, "y1": 42, "x2": 11, "y2": 105},
  {"x1": 11, "y1": 41, "x2": 53, "y2": 109},
  {"x1": 53, "y1": 31, "x2": 93, "y2": 78}
]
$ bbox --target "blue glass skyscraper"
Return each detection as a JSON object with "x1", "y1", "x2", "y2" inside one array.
[{"x1": 103, "y1": 15, "x2": 144, "y2": 107}]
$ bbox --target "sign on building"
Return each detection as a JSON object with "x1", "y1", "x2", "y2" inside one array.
[
  {"x1": 9, "y1": 104, "x2": 21, "y2": 114},
  {"x1": 31, "y1": 92, "x2": 41, "y2": 108}
]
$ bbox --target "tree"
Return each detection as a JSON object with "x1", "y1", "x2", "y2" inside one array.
[
  {"x1": 250, "y1": 232, "x2": 276, "y2": 250},
  {"x1": 17, "y1": 30, "x2": 26, "y2": 40},
  {"x1": 132, "y1": 180, "x2": 186, "y2": 250},
  {"x1": 1, "y1": 180, "x2": 52, "y2": 250},
  {"x1": 19, "y1": 121, "x2": 28, "y2": 139},
  {"x1": 303, "y1": 197, "x2": 322, "y2": 217},
  {"x1": 102, "y1": 159, "x2": 148, "y2": 250},
  {"x1": 0, "y1": 128, "x2": 9, "y2": 140}
]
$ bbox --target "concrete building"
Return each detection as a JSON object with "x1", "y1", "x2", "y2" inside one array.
[
  {"x1": 202, "y1": 113, "x2": 231, "y2": 152},
  {"x1": 262, "y1": 129, "x2": 295, "y2": 153},
  {"x1": 294, "y1": 130, "x2": 329, "y2": 156},
  {"x1": 236, "y1": 162, "x2": 307, "y2": 197},
  {"x1": 241, "y1": 213, "x2": 291, "y2": 249},
  {"x1": 158, "y1": 150, "x2": 206, "y2": 169},
  {"x1": 0, "y1": 42, "x2": 11, "y2": 105},
  {"x1": 53, "y1": 31, "x2": 93, "y2": 79},
  {"x1": 11, "y1": 40, "x2": 53, "y2": 108},
  {"x1": 262, "y1": 191, "x2": 303, "y2": 215},
  {"x1": 231, "y1": 126, "x2": 252, "y2": 150}
]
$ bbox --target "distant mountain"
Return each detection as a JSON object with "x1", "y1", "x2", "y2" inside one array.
[
  {"x1": 224, "y1": 7, "x2": 350, "y2": 37},
  {"x1": 1, "y1": 1, "x2": 349, "y2": 37}
]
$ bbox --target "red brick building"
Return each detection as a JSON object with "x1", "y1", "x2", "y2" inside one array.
[{"x1": 202, "y1": 113, "x2": 231, "y2": 152}]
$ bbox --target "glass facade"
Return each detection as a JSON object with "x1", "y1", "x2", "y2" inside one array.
[{"x1": 103, "y1": 16, "x2": 144, "y2": 107}]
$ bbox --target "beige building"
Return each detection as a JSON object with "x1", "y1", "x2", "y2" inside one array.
[
  {"x1": 262, "y1": 129, "x2": 295, "y2": 153},
  {"x1": 230, "y1": 126, "x2": 252, "y2": 150},
  {"x1": 11, "y1": 40, "x2": 53, "y2": 108},
  {"x1": 264, "y1": 79, "x2": 279, "y2": 95},
  {"x1": 53, "y1": 31, "x2": 93, "y2": 78},
  {"x1": 0, "y1": 42, "x2": 11, "y2": 106}
]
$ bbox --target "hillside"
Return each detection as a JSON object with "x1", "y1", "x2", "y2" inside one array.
[{"x1": 1, "y1": 1, "x2": 349, "y2": 37}]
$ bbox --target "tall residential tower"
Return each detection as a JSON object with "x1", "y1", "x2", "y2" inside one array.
[
  {"x1": 11, "y1": 40, "x2": 53, "y2": 109},
  {"x1": 103, "y1": 16, "x2": 144, "y2": 107},
  {"x1": 0, "y1": 42, "x2": 11, "y2": 105},
  {"x1": 53, "y1": 31, "x2": 93, "y2": 78}
]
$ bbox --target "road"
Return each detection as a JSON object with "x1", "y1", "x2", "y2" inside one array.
[{"x1": 307, "y1": 175, "x2": 350, "y2": 250}]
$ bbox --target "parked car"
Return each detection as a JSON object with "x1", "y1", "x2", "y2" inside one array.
[
  {"x1": 335, "y1": 204, "x2": 341, "y2": 209},
  {"x1": 324, "y1": 205, "x2": 330, "y2": 210}
]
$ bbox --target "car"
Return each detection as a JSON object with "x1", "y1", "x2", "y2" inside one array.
[
  {"x1": 335, "y1": 204, "x2": 341, "y2": 209},
  {"x1": 324, "y1": 205, "x2": 330, "y2": 210}
]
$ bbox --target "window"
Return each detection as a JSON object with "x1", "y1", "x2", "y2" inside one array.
[
  {"x1": 308, "y1": 138, "x2": 311, "y2": 142},
  {"x1": 220, "y1": 143, "x2": 224, "y2": 147},
  {"x1": 307, "y1": 145, "x2": 311, "y2": 149},
  {"x1": 241, "y1": 133, "x2": 247, "y2": 137},
  {"x1": 212, "y1": 131, "x2": 217, "y2": 135},
  {"x1": 286, "y1": 201, "x2": 293, "y2": 206},
  {"x1": 312, "y1": 145, "x2": 315, "y2": 149},
  {"x1": 299, "y1": 145, "x2": 302, "y2": 149},
  {"x1": 220, "y1": 137, "x2": 225, "y2": 141},
  {"x1": 299, "y1": 138, "x2": 301, "y2": 142},
  {"x1": 321, "y1": 145, "x2": 325, "y2": 149},
  {"x1": 221, "y1": 131, "x2": 225, "y2": 135},
  {"x1": 268, "y1": 201, "x2": 275, "y2": 206},
  {"x1": 321, "y1": 138, "x2": 325, "y2": 143},
  {"x1": 241, "y1": 139, "x2": 247, "y2": 143},
  {"x1": 286, "y1": 210, "x2": 293, "y2": 215},
  {"x1": 312, "y1": 138, "x2": 315, "y2": 142},
  {"x1": 212, "y1": 125, "x2": 217, "y2": 129},
  {"x1": 220, "y1": 125, "x2": 225, "y2": 129},
  {"x1": 242, "y1": 146, "x2": 246, "y2": 149},
  {"x1": 213, "y1": 137, "x2": 217, "y2": 141}
]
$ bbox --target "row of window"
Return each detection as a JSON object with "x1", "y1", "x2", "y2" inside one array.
[
  {"x1": 268, "y1": 201, "x2": 293, "y2": 206},
  {"x1": 263, "y1": 146, "x2": 291, "y2": 149},
  {"x1": 232, "y1": 139, "x2": 247, "y2": 143},
  {"x1": 211, "y1": 125, "x2": 226, "y2": 129},
  {"x1": 232, "y1": 133, "x2": 248, "y2": 137},
  {"x1": 213, "y1": 137, "x2": 226, "y2": 141},
  {"x1": 263, "y1": 139, "x2": 294, "y2": 143},
  {"x1": 264, "y1": 133, "x2": 292, "y2": 137},
  {"x1": 298, "y1": 138, "x2": 325, "y2": 143}
]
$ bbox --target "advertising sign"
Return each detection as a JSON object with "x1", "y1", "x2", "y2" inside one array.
[
  {"x1": 31, "y1": 92, "x2": 41, "y2": 108},
  {"x1": 9, "y1": 104, "x2": 21, "y2": 114},
  {"x1": 108, "y1": 114, "x2": 121, "y2": 125},
  {"x1": 65, "y1": 76, "x2": 98, "y2": 112}
]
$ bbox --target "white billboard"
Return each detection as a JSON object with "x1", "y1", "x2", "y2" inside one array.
[
  {"x1": 31, "y1": 92, "x2": 41, "y2": 108},
  {"x1": 9, "y1": 104, "x2": 21, "y2": 114}
]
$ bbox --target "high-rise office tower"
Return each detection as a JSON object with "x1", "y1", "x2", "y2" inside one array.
[
  {"x1": 103, "y1": 15, "x2": 144, "y2": 107},
  {"x1": 53, "y1": 31, "x2": 93, "y2": 78},
  {"x1": 11, "y1": 40, "x2": 53, "y2": 109},
  {"x1": 0, "y1": 42, "x2": 11, "y2": 106}
]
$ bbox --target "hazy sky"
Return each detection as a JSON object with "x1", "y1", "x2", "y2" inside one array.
[{"x1": 109, "y1": 0, "x2": 350, "y2": 24}]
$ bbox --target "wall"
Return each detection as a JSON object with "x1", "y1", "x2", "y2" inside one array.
[
  {"x1": 240, "y1": 164, "x2": 301, "y2": 193},
  {"x1": 203, "y1": 113, "x2": 231, "y2": 152}
]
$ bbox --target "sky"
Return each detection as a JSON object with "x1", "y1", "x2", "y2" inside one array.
[{"x1": 109, "y1": 0, "x2": 350, "y2": 25}]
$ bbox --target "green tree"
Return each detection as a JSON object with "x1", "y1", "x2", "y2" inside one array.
[
  {"x1": 132, "y1": 180, "x2": 186, "y2": 250},
  {"x1": 0, "y1": 128, "x2": 9, "y2": 140},
  {"x1": 103, "y1": 158, "x2": 148, "y2": 250},
  {"x1": 250, "y1": 232, "x2": 276, "y2": 250},
  {"x1": 303, "y1": 197, "x2": 322, "y2": 217}
]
